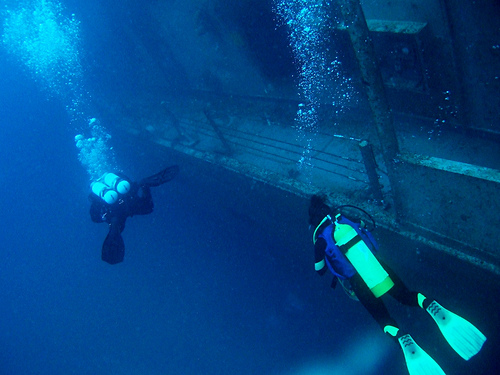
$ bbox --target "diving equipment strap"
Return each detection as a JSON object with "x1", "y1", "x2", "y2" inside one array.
[
  {"x1": 315, "y1": 259, "x2": 326, "y2": 271},
  {"x1": 338, "y1": 234, "x2": 363, "y2": 255},
  {"x1": 384, "y1": 325, "x2": 400, "y2": 338},
  {"x1": 418, "y1": 293, "x2": 427, "y2": 309}
]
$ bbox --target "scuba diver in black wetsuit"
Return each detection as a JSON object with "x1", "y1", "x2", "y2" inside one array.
[
  {"x1": 89, "y1": 165, "x2": 179, "y2": 264},
  {"x1": 308, "y1": 194, "x2": 486, "y2": 375}
]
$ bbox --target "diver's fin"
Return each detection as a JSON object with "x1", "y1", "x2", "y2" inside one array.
[
  {"x1": 426, "y1": 301, "x2": 486, "y2": 360},
  {"x1": 102, "y1": 228, "x2": 125, "y2": 264},
  {"x1": 139, "y1": 165, "x2": 179, "y2": 187},
  {"x1": 398, "y1": 334, "x2": 446, "y2": 375}
]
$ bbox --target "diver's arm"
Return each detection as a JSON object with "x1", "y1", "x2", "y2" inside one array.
[
  {"x1": 89, "y1": 197, "x2": 107, "y2": 223},
  {"x1": 128, "y1": 185, "x2": 154, "y2": 216},
  {"x1": 314, "y1": 238, "x2": 328, "y2": 276}
]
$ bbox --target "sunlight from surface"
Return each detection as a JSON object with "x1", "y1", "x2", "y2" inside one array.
[{"x1": 2, "y1": 0, "x2": 117, "y2": 180}]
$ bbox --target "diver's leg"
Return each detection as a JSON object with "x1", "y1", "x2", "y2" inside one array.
[
  {"x1": 350, "y1": 272, "x2": 398, "y2": 334},
  {"x1": 351, "y1": 272, "x2": 446, "y2": 375},
  {"x1": 379, "y1": 260, "x2": 420, "y2": 307},
  {"x1": 133, "y1": 186, "x2": 154, "y2": 215},
  {"x1": 380, "y1": 260, "x2": 486, "y2": 360}
]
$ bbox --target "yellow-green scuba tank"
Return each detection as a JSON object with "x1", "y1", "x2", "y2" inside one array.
[{"x1": 333, "y1": 214, "x2": 394, "y2": 298}]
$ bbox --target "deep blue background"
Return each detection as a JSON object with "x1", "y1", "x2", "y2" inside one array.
[{"x1": 1, "y1": 1, "x2": 498, "y2": 374}]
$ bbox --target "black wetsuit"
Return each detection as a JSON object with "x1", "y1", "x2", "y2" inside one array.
[
  {"x1": 314, "y1": 226, "x2": 420, "y2": 335},
  {"x1": 89, "y1": 165, "x2": 179, "y2": 264}
]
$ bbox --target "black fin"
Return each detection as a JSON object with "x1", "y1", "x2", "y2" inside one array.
[
  {"x1": 101, "y1": 229, "x2": 125, "y2": 264},
  {"x1": 140, "y1": 165, "x2": 179, "y2": 187}
]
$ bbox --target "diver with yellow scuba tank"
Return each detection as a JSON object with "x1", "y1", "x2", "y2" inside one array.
[{"x1": 308, "y1": 194, "x2": 486, "y2": 375}]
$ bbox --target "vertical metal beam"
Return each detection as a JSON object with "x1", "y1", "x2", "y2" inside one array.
[
  {"x1": 203, "y1": 109, "x2": 233, "y2": 155},
  {"x1": 359, "y1": 140, "x2": 383, "y2": 202},
  {"x1": 438, "y1": 0, "x2": 471, "y2": 128},
  {"x1": 335, "y1": 0, "x2": 403, "y2": 219}
]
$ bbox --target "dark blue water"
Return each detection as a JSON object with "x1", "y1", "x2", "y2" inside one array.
[
  {"x1": 1, "y1": 74, "x2": 497, "y2": 374},
  {"x1": 1, "y1": 1, "x2": 498, "y2": 374}
]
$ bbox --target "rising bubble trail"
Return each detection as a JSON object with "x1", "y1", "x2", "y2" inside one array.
[
  {"x1": 3, "y1": 0, "x2": 117, "y2": 180},
  {"x1": 273, "y1": 0, "x2": 355, "y2": 180}
]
